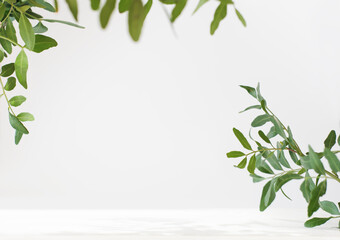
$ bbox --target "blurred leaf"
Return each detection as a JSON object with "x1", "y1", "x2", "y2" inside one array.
[
  {"x1": 66, "y1": 0, "x2": 78, "y2": 21},
  {"x1": 240, "y1": 85, "x2": 257, "y2": 98},
  {"x1": 324, "y1": 148, "x2": 340, "y2": 173},
  {"x1": 233, "y1": 128, "x2": 252, "y2": 150},
  {"x1": 193, "y1": 0, "x2": 209, "y2": 14},
  {"x1": 275, "y1": 172, "x2": 302, "y2": 192},
  {"x1": 19, "y1": 13, "x2": 35, "y2": 50},
  {"x1": 267, "y1": 126, "x2": 277, "y2": 139},
  {"x1": 91, "y1": 0, "x2": 101, "y2": 10},
  {"x1": 276, "y1": 143, "x2": 290, "y2": 168},
  {"x1": 258, "y1": 130, "x2": 270, "y2": 144},
  {"x1": 289, "y1": 150, "x2": 299, "y2": 165},
  {"x1": 235, "y1": 157, "x2": 247, "y2": 169},
  {"x1": 0, "y1": 63, "x2": 15, "y2": 77},
  {"x1": 260, "y1": 179, "x2": 276, "y2": 211},
  {"x1": 226, "y1": 151, "x2": 245, "y2": 158},
  {"x1": 324, "y1": 130, "x2": 336, "y2": 149},
  {"x1": 320, "y1": 201, "x2": 340, "y2": 215},
  {"x1": 17, "y1": 112, "x2": 35, "y2": 122},
  {"x1": 300, "y1": 172, "x2": 316, "y2": 203},
  {"x1": 15, "y1": 130, "x2": 23, "y2": 145},
  {"x1": 5, "y1": 20, "x2": 17, "y2": 43},
  {"x1": 33, "y1": 34, "x2": 58, "y2": 53},
  {"x1": 305, "y1": 217, "x2": 332, "y2": 228},
  {"x1": 247, "y1": 154, "x2": 256, "y2": 173},
  {"x1": 8, "y1": 112, "x2": 29, "y2": 134},
  {"x1": 0, "y1": 4, "x2": 6, "y2": 20},
  {"x1": 210, "y1": 0, "x2": 227, "y2": 35},
  {"x1": 308, "y1": 146, "x2": 325, "y2": 175},
  {"x1": 250, "y1": 173, "x2": 265, "y2": 183},
  {"x1": 15, "y1": 49, "x2": 28, "y2": 89},
  {"x1": 128, "y1": 0, "x2": 145, "y2": 41},
  {"x1": 100, "y1": 0, "x2": 116, "y2": 28},
  {"x1": 4, "y1": 77, "x2": 16, "y2": 91},
  {"x1": 43, "y1": 19, "x2": 85, "y2": 28},
  {"x1": 261, "y1": 148, "x2": 282, "y2": 170},
  {"x1": 235, "y1": 8, "x2": 246, "y2": 27},
  {"x1": 0, "y1": 28, "x2": 13, "y2": 54},
  {"x1": 239, "y1": 105, "x2": 261, "y2": 113},
  {"x1": 170, "y1": 0, "x2": 187, "y2": 22},
  {"x1": 119, "y1": 0, "x2": 132, "y2": 13},
  {"x1": 251, "y1": 114, "x2": 273, "y2": 127},
  {"x1": 33, "y1": 22, "x2": 48, "y2": 33},
  {"x1": 9, "y1": 95, "x2": 26, "y2": 107},
  {"x1": 308, "y1": 180, "x2": 327, "y2": 217}
]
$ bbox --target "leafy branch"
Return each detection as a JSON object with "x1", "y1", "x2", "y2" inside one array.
[{"x1": 227, "y1": 84, "x2": 340, "y2": 228}]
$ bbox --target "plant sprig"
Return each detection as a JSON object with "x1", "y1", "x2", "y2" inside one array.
[{"x1": 227, "y1": 84, "x2": 340, "y2": 228}]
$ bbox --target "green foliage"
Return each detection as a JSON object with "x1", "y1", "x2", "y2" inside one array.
[{"x1": 227, "y1": 84, "x2": 340, "y2": 228}]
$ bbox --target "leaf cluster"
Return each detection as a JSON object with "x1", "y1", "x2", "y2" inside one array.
[{"x1": 227, "y1": 84, "x2": 340, "y2": 228}]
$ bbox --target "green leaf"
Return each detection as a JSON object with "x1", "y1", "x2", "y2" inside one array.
[
  {"x1": 256, "y1": 155, "x2": 274, "y2": 174},
  {"x1": 15, "y1": 49, "x2": 28, "y2": 89},
  {"x1": 15, "y1": 130, "x2": 23, "y2": 145},
  {"x1": 276, "y1": 143, "x2": 290, "y2": 168},
  {"x1": 274, "y1": 172, "x2": 302, "y2": 192},
  {"x1": 0, "y1": 63, "x2": 15, "y2": 77},
  {"x1": 0, "y1": 49, "x2": 4, "y2": 62},
  {"x1": 308, "y1": 146, "x2": 325, "y2": 175},
  {"x1": 308, "y1": 180, "x2": 327, "y2": 217},
  {"x1": 234, "y1": 157, "x2": 247, "y2": 169},
  {"x1": 193, "y1": 0, "x2": 209, "y2": 14},
  {"x1": 119, "y1": 0, "x2": 132, "y2": 12},
  {"x1": 43, "y1": 19, "x2": 85, "y2": 28},
  {"x1": 240, "y1": 85, "x2": 257, "y2": 98},
  {"x1": 8, "y1": 112, "x2": 29, "y2": 134},
  {"x1": 261, "y1": 149, "x2": 282, "y2": 171},
  {"x1": 324, "y1": 130, "x2": 336, "y2": 149},
  {"x1": 210, "y1": 0, "x2": 227, "y2": 35},
  {"x1": 300, "y1": 172, "x2": 316, "y2": 202},
  {"x1": 100, "y1": 0, "x2": 116, "y2": 28},
  {"x1": 239, "y1": 105, "x2": 261, "y2": 113},
  {"x1": 250, "y1": 173, "x2": 265, "y2": 183},
  {"x1": 258, "y1": 130, "x2": 270, "y2": 144},
  {"x1": 5, "y1": 20, "x2": 17, "y2": 43},
  {"x1": 256, "y1": 83, "x2": 264, "y2": 101},
  {"x1": 338, "y1": 135, "x2": 340, "y2": 146},
  {"x1": 17, "y1": 112, "x2": 35, "y2": 122},
  {"x1": 0, "y1": 4, "x2": 6, "y2": 20},
  {"x1": 19, "y1": 13, "x2": 35, "y2": 50},
  {"x1": 260, "y1": 180, "x2": 276, "y2": 211},
  {"x1": 270, "y1": 117, "x2": 286, "y2": 138},
  {"x1": 251, "y1": 114, "x2": 273, "y2": 127},
  {"x1": 28, "y1": 0, "x2": 56, "y2": 12},
  {"x1": 66, "y1": 0, "x2": 78, "y2": 21},
  {"x1": 324, "y1": 148, "x2": 340, "y2": 173},
  {"x1": 304, "y1": 217, "x2": 332, "y2": 228},
  {"x1": 170, "y1": 0, "x2": 187, "y2": 22},
  {"x1": 235, "y1": 8, "x2": 246, "y2": 27},
  {"x1": 226, "y1": 151, "x2": 245, "y2": 158},
  {"x1": 33, "y1": 34, "x2": 57, "y2": 53},
  {"x1": 233, "y1": 128, "x2": 252, "y2": 150},
  {"x1": 0, "y1": 28, "x2": 12, "y2": 54},
  {"x1": 4, "y1": 77, "x2": 16, "y2": 91},
  {"x1": 267, "y1": 126, "x2": 278, "y2": 139},
  {"x1": 91, "y1": 0, "x2": 101, "y2": 10},
  {"x1": 320, "y1": 201, "x2": 340, "y2": 215},
  {"x1": 247, "y1": 154, "x2": 256, "y2": 174},
  {"x1": 288, "y1": 150, "x2": 299, "y2": 165},
  {"x1": 9, "y1": 95, "x2": 26, "y2": 107},
  {"x1": 33, "y1": 22, "x2": 48, "y2": 33},
  {"x1": 128, "y1": 0, "x2": 145, "y2": 41}
]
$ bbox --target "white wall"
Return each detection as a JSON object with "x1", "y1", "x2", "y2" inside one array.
[{"x1": 0, "y1": 0, "x2": 339, "y2": 209}]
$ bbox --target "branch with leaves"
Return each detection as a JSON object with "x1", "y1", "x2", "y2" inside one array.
[{"x1": 227, "y1": 84, "x2": 340, "y2": 228}]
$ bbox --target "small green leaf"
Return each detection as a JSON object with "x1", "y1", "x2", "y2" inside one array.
[
  {"x1": 235, "y1": 8, "x2": 246, "y2": 27},
  {"x1": 275, "y1": 172, "x2": 302, "y2": 192},
  {"x1": 9, "y1": 95, "x2": 26, "y2": 107},
  {"x1": 267, "y1": 126, "x2": 277, "y2": 139},
  {"x1": 261, "y1": 149, "x2": 282, "y2": 171},
  {"x1": 0, "y1": 63, "x2": 15, "y2": 77},
  {"x1": 119, "y1": 0, "x2": 132, "y2": 12},
  {"x1": 43, "y1": 19, "x2": 85, "y2": 28},
  {"x1": 128, "y1": 0, "x2": 145, "y2": 41},
  {"x1": 304, "y1": 217, "x2": 332, "y2": 228},
  {"x1": 226, "y1": 151, "x2": 245, "y2": 158},
  {"x1": 100, "y1": 0, "x2": 116, "y2": 28},
  {"x1": 260, "y1": 179, "x2": 276, "y2": 211},
  {"x1": 308, "y1": 146, "x2": 325, "y2": 175},
  {"x1": 15, "y1": 130, "x2": 23, "y2": 145},
  {"x1": 91, "y1": 0, "x2": 101, "y2": 10},
  {"x1": 258, "y1": 130, "x2": 270, "y2": 144},
  {"x1": 233, "y1": 128, "x2": 252, "y2": 150},
  {"x1": 234, "y1": 157, "x2": 247, "y2": 169},
  {"x1": 210, "y1": 0, "x2": 227, "y2": 35},
  {"x1": 15, "y1": 49, "x2": 28, "y2": 89},
  {"x1": 247, "y1": 154, "x2": 256, "y2": 174},
  {"x1": 300, "y1": 172, "x2": 316, "y2": 203},
  {"x1": 239, "y1": 105, "x2": 261, "y2": 113},
  {"x1": 5, "y1": 19, "x2": 17, "y2": 43},
  {"x1": 8, "y1": 112, "x2": 29, "y2": 134},
  {"x1": 170, "y1": 0, "x2": 187, "y2": 22},
  {"x1": 250, "y1": 173, "x2": 265, "y2": 183},
  {"x1": 0, "y1": 49, "x2": 4, "y2": 62},
  {"x1": 33, "y1": 35, "x2": 58, "y2": 53},
  {"x1": 19, "y1": 13, "x2": 35, "y2": 50},
  {"x1": 66, "y1": 0, "x2": 78, "y2": 21},
  {"x1": 0, "y1": 4, "x2": 6, "y2": 20},
  {"x1": 0, "y1": 28, "x2": 13, "y2": 54},
  {"x1": 308, "y1": 180, "x2": 327, "y2": 217},
  {"x1": 251, "y1": 114, "x2": 273, "y2": 127},
  {"x1": 33, "y1": 22, "x2": 48, "y2": 33},
  {"x1": 17, "y1": 112, "x2": 35, "y2": 122},
  {"x1": 324, "y1": 148, "x2": 340, "y2": 173},
  {"x1": 193, "y1": 0, "x2": 209, "y2": 14},
  {"x1": 240, "y1": 85, "x2": 257, "y2": 98},
  {"x1": 4, "y1": 77, "x2": 16, "y2": 91},
  {"x1": 324, "y1": 130, "x2": 336, "y2": 149},
  {"x1": 256, "y1": 155, "x2": 274, "y2": 174},
  {"x1": 320, "y1": 201, "x2": 340, "y2": 215},
  {"x1": 289, "y1": 150, "x2": 299, "y2": 165}
]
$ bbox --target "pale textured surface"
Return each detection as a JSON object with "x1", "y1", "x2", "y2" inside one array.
[{"x1": 0, "y1": 209, "x2": 338, "y2": 240}]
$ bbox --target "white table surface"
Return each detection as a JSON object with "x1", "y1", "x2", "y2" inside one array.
[{"x1": 0, "y1": 209, "x2": 338, "y2": 240}]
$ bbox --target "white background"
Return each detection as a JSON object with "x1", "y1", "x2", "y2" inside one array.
[{"x1": 0, "y1": 0, "x2": 339, "y2": 209}]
